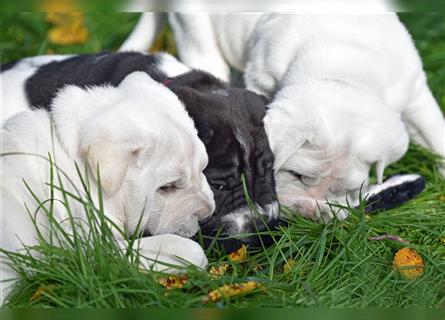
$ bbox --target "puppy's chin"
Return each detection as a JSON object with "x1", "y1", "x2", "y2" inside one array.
[
  {"x1": 147, "y1": 215, "x2": 200, "y2": 238},
  {"x1": 175, "y1": 218, "x2": 200, "y2": 238}
]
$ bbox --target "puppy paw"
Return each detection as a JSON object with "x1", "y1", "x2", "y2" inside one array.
[{"x1": 132, "y1": 234, "x2": 208, "y2": 273}]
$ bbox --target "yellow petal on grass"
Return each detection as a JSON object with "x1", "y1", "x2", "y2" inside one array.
[
  {"x1": 283, "y1": 259, "x2": 296, "y2": 273},
  {"x1": 228, "y1": 244, "x2": 248, "y2": 263},
  {"x1": 46, "y1": 13, "x2": 89, "y2": 45},
  {"x1": 156, "y1": 274, "x2": 188, "y2": 289},
  {"x1": 202, "y1": 281, "x2": 262, "y2": 303},
  {"x1": 41, "y1": 0, "x2": 77, "y2": 12},
  {"x1": 209, "y1": 263, "x2": 229, "y2": 279},
  {"x1": 30, "y1": 284, "x2": 56, "y2": 302},
  {"x1": 393, "y1": 247, "x2": 424, "y2": 280}
]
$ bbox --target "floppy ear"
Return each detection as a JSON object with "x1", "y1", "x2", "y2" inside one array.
[
  {"x1": 118, "y1": 71, "x2": 161, "y2": 93},
  {"x1": 51, "y1": 84, "x2": 124, "y2": 158},
  {"x1": 79, "y1": 104, "x2": 158, "y2": 196},
  {"x1": 81, "y1": 139, "x2": 135, "y2": 196},
  {"x1": 263, "y1": 110, "x2": 307, "y2": 171}
]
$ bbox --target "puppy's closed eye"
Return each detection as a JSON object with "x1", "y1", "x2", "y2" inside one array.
[
  {"x1": 286, "y1": 170, "x2": 302, "y2": 180},
  {"x1": 285, "y1": 170, "x2": 321, "y2": 186},
  {"x1": 301, "y1": 176, "x2": 322, "y2": 186},
  {"x1": 159, "y1": 183, "x2": 178, "y2": 192}
]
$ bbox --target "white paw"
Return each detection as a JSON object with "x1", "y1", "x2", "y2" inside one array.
[{"x1": 134, "y1": 234, "x2": 207, "y2": 273}]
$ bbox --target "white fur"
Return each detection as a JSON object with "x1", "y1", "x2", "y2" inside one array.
[
  {"x1": 155, "y1": 52, "x2": 191, "y2": 77},
  {"x1": 1, "y1": 55, "x2": 72, "y2": 122},
  {"x1": 1, "y1": 72, "x2": 214, "y2": 303},
  {"x1": 120, "y1": 13, "x2": 165, "y2": 52},
  {"x1": 123, "y1": 13, "x2": 444, "y2": 219}
]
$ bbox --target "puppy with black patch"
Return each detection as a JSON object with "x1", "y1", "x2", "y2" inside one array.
[
  {"x1": 1, "y1": 72, "x2": 215, "y2": 304},
  {"x1": 1, "y1": 51, "x2": 278, "y2": 251},
  {"x1": 123, "y1": 13, "x2": 444, "y2": 220}
]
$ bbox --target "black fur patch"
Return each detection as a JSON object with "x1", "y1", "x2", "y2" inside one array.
[
  {"x1": 25, "y1": 52, "x2": 165, "y2": 109},
  {"x1": 364, "y1": 175, "x2": 426, "y2": 213},
  {"x1": 166, "y1": 72, "x2": 277, "y2": 240}
]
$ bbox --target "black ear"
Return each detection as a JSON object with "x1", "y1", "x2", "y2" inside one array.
[{"x1": 166, "y1": 70, "x2": 227, "y2": 91}]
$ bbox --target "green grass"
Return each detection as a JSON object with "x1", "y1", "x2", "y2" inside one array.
[{"x1": 1, "y1": 13, "x2": 445, "y2": 308}]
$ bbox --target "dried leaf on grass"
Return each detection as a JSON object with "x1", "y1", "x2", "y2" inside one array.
[
  {"x1": 202, "y1": 281, "x2": 262, "y2": 303},
  {"x1": 209, "y1": 263, "x2": 229, "y2": 279},
  {"x1": 283, "y1": 259, "x2": 297, "y2": 273},
  {"x1": 393, "y1": 247, "x2": 424, "y2": 280},
  {"x1": 41, "y1": 0, "x2": 77, "y2": 12},
  {"x1": 46, "y1": 11, "x2": 88, "y2": 45},
  {"x1": 156, "y1": 274, "x2": 188, "y2": 289},
  {"x1": 30, "y1": 284, "x2": 56, "y2": 302},
  {"x1": 228, "y1": 244, "x2": 248, "y2": 263}
]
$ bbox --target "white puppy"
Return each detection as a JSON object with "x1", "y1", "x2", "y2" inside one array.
[
  {"x1": 1, "y1": 72, "x2": 214, "y2": 303},
  {"x1": 122, "y1": 13, "x2": 445, "y2": 219}
]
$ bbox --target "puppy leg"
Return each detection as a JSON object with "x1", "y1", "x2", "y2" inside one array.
[
  {"x1": 121, "y1": 234, "x2": 207, "y2": 273},
  {"x1": 119, "y1": 13, "x2": 165, "y2": 52},
  {"x1": 404, "y1": 85, "x2": 445, "y2": 173},
  {"x1": 168, "y1": 13, "x2": 231, "y2": 82}
]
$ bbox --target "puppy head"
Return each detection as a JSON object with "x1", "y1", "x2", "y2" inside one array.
[
  {"x1": 166, "y1": 71, "x2": 279, "y2": 248},
  {"x1": 265, "y1": 82, "x2": 409, "y2": 220},
  {"x1": 52, "y1": 72, "x2": 215, "y2": 237}
]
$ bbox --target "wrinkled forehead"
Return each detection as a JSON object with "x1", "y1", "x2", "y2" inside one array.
[{"x1": 164, "y1": 119, "x2": 209, "y2": 173}]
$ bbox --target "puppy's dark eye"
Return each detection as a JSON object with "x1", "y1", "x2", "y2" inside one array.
[
  {"x1": 286, "y1": 170, "x2": 302, "y2": 179},
  {"x1": 159, "y1": 183, "x2": 177, "y2": 192}
]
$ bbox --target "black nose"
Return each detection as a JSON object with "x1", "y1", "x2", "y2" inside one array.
[{"x1": 195, "y1": 216, "x2": 286, "y2": 253}]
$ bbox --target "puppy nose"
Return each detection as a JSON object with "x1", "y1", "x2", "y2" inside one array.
[{"x1": 194, "y1": 196, "x2": 215, "y2": 220}]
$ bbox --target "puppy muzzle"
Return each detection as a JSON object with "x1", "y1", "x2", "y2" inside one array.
[{"x1": 197, "y1": 201, "x2": 284, "y2": 252}]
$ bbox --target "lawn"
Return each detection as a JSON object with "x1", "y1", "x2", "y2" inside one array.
[{"x1": 1, "y1": 13, "x2": 444, "y2": 308}]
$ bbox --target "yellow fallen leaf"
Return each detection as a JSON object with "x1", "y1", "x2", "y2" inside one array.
[
  {"x1": 41, "y1": 0, "x2": 77, "y2": 12},
  {"x1": 393, "y1": 247, "x2": 424, "y2": 280},
  {"x1": 209, "y1": 263, "x2": 229, "y2": 279},
  {"x1": 440, "y1": 238, "x2": 445, "y2": 245},
  {"x1": 47, "y1": 13, "x2": 89, "y2": 45},
  {"x1": 156, "y1": 274, "x2": 188, "y2": 289},
  {"x1": 283, "y1": 259, "x2": 296, "y2": 273},
  {"x1": 203, "y1": 281, "x2": 261, "y2": 303},
  {"x1": 30, "y1": 284, "x2": 56, "y2": 302},
  {"x1": 228, "y1": 244, "x2": 248, "y2": 263}
]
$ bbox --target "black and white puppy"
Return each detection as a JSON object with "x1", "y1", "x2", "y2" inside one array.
[{"x1": 1, "y1": 52, "x2": 278, "y2": 251}]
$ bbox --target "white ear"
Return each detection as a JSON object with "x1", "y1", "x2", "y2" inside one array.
[
  {"x1": 79, "y1": 113, "x2": 154, "y2": 196},
  {"x1": 118, "y1": 71, "x2": 160, "y2": 93},
  {"x1": 51, "y1": 84, "x2": 119, "y2": 157},
  {"x1": 82, "y1": 139, "x2": 134, "y2": 196},
  {"x1": 264, "y1": 110, "x2": 307, "y2": 171}
]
